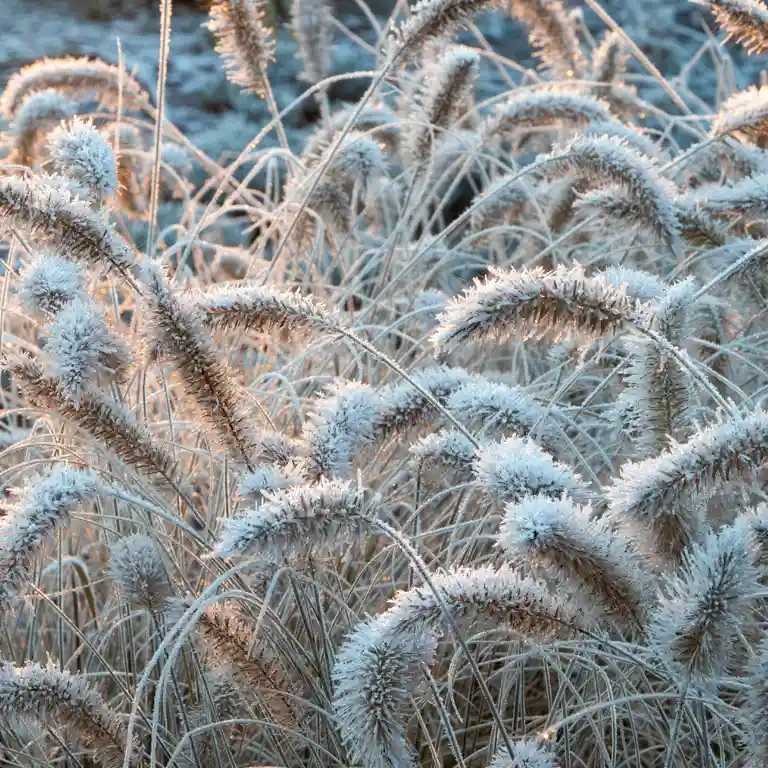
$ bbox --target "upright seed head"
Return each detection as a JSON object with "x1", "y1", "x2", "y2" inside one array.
[
  {"x1": 108, "y1": 533, "x2": 170, "y2": 612},
  {"x1": 43, "y1": 296, "x2": 131, "y2": 404},
  {"x1": 488, "y1": 739, "x2": 560, "y2": 768},
  {"x1": 47, "y1": 118, "x2": 117, "y2": 201},
  {"x1": 291, "y1": 0, "x2": 332, "y2": 83},
  {"x1": 7, "y1": 89, "x2": 76, "y2": 167},
  {"x1": 207, "y1": 0, "x2": 275, "y2": 96}
]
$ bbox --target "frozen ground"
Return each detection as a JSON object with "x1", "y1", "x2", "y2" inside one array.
[{"x1": 0, "y1": 0, "x2": 761, "y2": 165}]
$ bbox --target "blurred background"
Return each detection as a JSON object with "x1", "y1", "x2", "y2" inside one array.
[{"x1": 1, "y1": 0, "x2": 763, "y2": 168}]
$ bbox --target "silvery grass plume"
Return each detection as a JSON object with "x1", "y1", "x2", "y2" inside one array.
[
  {"x1": 411, "y1": 428, "x2": 477, "y2": 474},
  {"x1": 43, "y1": 297, "x2": 131, "y2": 404},
  {"x1": 498, "y1": 494, "x2": 648, "y2": 629},
  {"x1": 7, "y1": 89, "x2": 75, "y2": 166},
  {"x1": 473, "y1": 436, "x2": 588, "y2": 504},
  {"x1": 649, "y1": 519, "x2": 760, "y2": 682},
  {"x1": 695, "y1": 0, "x2": 768, "y2": 54},
  {"x1": 481, "y1": 90, "x2": 611, "y2": 142},
  {"x1": 17, "y1": 252, "x2": 85, "y2": 317},
  {"x1": 469, "y1": 176, "x2": 533, "y2": 233},
  {"x1": 446, "y1": 379, "x2": 558, "y2": 447},
  {"x1": 185, "y1": 602, "x2": 294, "y2": 722},
  {"x1": 506, "y1": 0, "x2": 585, "y2": 77},
  {"x1": 47, "y1": 118, "x2": 117, "y2": 201},
  {"x1": 302, "y1": 381, "x2": 381, "y2": 479},
  {"x1": 0, "y1": 55, "x2": 151, "y2": 119},
  {"x1": 388, "y1": 0, "x2": 501, "y2": 64},
  {"x1": 141, "y1": 261, "x2": 260, "y2": 469},
  {"x1": 375, "y1": 364, "x2": 472, "y2": 437},
  {"x1": 207, "y1": 0, "x2": 275, "y2": 97},
  {"x1": 488, "y1": 738, "x2": 559, "y2": 768},
  {"x1": 408, "y1": 47, "x2": 479, "y2": 165},
  {"x1": 621, "y1": 280, "x2": 696, "y2": 457},
  {"x1": 0, "y1": 466, "x2": 99, "y2": 615},
  {"x1": 693, "y1": 172, "x2": 768, "y2": 217},
  {"x1": 430, "y1": 264, "x2": 650, "y2": 354},
  {"x1": 539, "y1": 134, "x2": 681, "y2": 249},
  {"x1": 10, "y1": 355, "x2": 181, "y2": 487},
  {"x1": 712, "y1": 85, "x2": 768, "y2": 138},
  {"x1": 0, "y1": 662, "x2": 134, "y2": 768},
  {"x1": 333, "y1": 617, "x2": 437, "y2": 768},
  {"x1": 213, "y1": 480, "x2": 376, "y2": 560},
  {"x1": 191, "y1": 281, "x2": 340, "y2": 337},
  {"x1": 108, "y1": 533, "x2": 170, "y2": 612},
  {"x1": 745, "y1": 634, "x2": 768, "y2": 767},
  {"x1": 591, "y1": 29, "x2": 629, "y2": 83},
  {"x1": 607, "y1": 410, "x2": 768, "y2": 560},
  {"x1": 291, "y1": 0, "x2": 331, "y2": 83},
  {"x1": 0, "y1": 175, "x2": 135, "y2": 279}
]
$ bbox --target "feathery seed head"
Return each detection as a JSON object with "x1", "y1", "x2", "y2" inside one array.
[
  {"x1": 0, "y1": 466, "x2": 99, "y2": 614},
  {"x1": 0, "y1": 55, "x2": 150, "y2": 120},
  {"x1": 389, "y1": 0, "x2": 500, "y2": 63},
  {"x1": 591, "y1": 29, "x2": 629, "y2": 82},
  {"x1": 696, "y1": 0, "x2": 768, "y2": 54},
  {"x1": 108, "y1": 534, "x2": 170, "y2": 612},
  {"x1": 43, "y1": 297, "x2": 131, "y2": 403},
  {"x1": 712, "y1": 85, "x2": 768, "y2": 138},
  {"x1": 207, "y1": 0, "x2": 275, "y2": 96},
  {"x1": 411, "y1": 428, "x2": 477, "y2": 473},
  {"x1": 17, "y1": 252, "x2": 85, "y2": 317},
  {"x1": 597, "y1": 266, "x2": 666, "y2": 302},
  {"x1": 473, "y1": 436, "x2": 587, "y2": 504},
  {"x1": 0, "y1": 175, "x2": 135, "y2": 278},
  {"x1": 47, "y1": 118, "x2": 117, "y2": 201},
  {"x1": 333, "y1": 618, "x2": 437, "y2": 768},
  {"x1": 292, "y1": 0, "x2": 332, "y2": 83},
  {"x1": 540, "y1": 134, "x2": 680, "y2": 249},
  {"x1": 237, "y1": 464, "x2": 301, "y2": 501},
  {"x1": 431, "y1": 264, "x2": 649, "y2": 353},
  {"x1": 303, "y1": 381, "x2": 381, "y2": 480},
  {"x1": 506, "y1": 0, "x2": 585, "y2": 77},
  {"x1": 498, "y1": 494, "x2": 647, "y2": 627},
  {"x1": 470, "y1": 175, "x2": 533, "y2": 233},
  {"x1": 608, "y1": 411, "x2": 768, "y2": 559},
  {"x1": 0, "y1": 662, "x2": 133, "y2": 767},
  {"x1": 213, "y1": 480, "x2": 377, "y2": 561},
  {"x1": 650, "y1": 519, "x2": 760, "y2": 681},
  {"x1": 8, "y1": 89, "x2": 76, "y2": 166},
  {"x1": 488, "y1": 739, "x2": 559, "y2": 768},
  {"x1": 482, "y1": 90, "x2": 611, "y2": 141}
]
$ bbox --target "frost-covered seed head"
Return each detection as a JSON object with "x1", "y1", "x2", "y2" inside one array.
[
  {"x1": 303, "y1": 382, "x2": 381, "y2": 480},
  {"x1": 0, "y1": 467, "x2": 100, "y2": 615},
  {"x1": 488, "y1": 738, "x2": 559, "y2": 768},
  {"x1": 712, "y1": 85, "x2": 768, "y2": 138},
  {"x1": 207, "y1": 0, "x2": 275, "y2": 96},
  {"x1": 410, "y1": 429, "x2": 477, "y2": 473},
  {"x1": 17, "y1": 252, "x2": 85, "y2": 317},
  {"x1": 43, "y1": 297, "x2": 131, "y2": 403},
  {"x1": 649, "y1": 519, "x2": 760, "y2": 681},
  {"x1": 8, "y1": 90, "x2": 76, "y2": 166},
  {"x1": 431, "y1": 264, "x2": 649, "y2": 352},
  {"x1": 47, "y1": 118, "x2": 117, "y2": 200},
  {"x1": 696, "y1": 0, "x2": 768, "y2": 54},
  {"x1": 213, "y1": 480, "x2": 376, "y2": 560},
  {"x1": 109, "y1": 534, "x2": 170, "y2": 612},
  {"x1": 473, "y1": 436, "x2": 587, "y2": 505}
]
